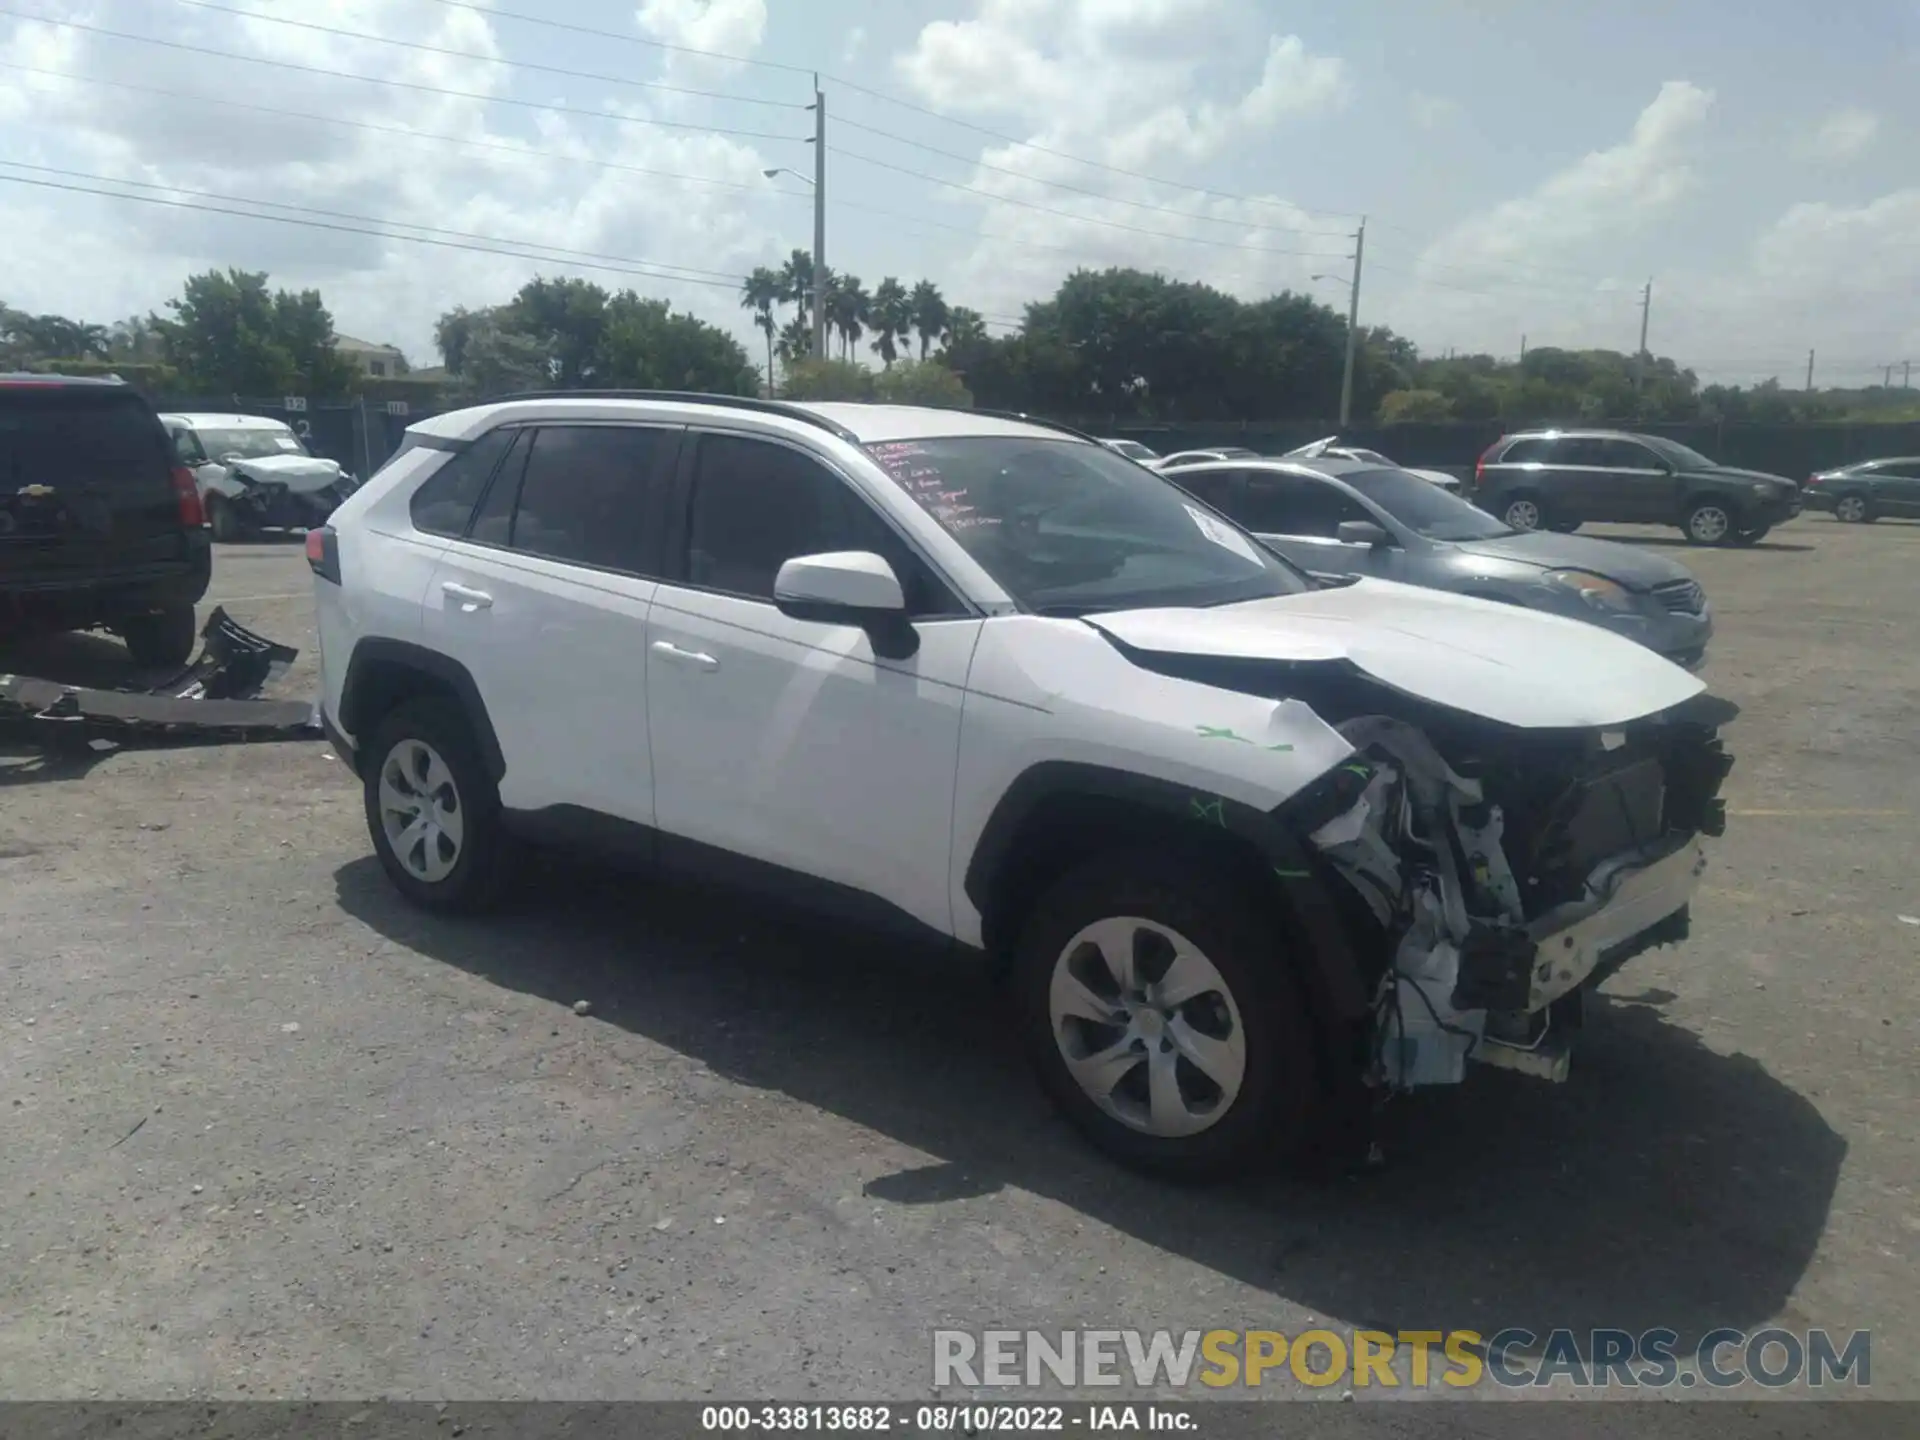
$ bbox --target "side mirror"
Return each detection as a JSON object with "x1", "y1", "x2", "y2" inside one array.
[
  {"x1": 774, "y1": 551, "x2": 919, "y2": 659},
  {"x1": 1336, "y1": 519, "x2": 1391, "y2": 547}
]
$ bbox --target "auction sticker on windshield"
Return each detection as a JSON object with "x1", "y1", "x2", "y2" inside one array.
[{"x1": 1184, "y1": 504, "x2": 1263, "y2": 564}]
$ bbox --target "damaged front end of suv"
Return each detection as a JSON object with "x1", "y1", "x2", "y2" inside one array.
[
  {"x1": 1301, "y1": 698, "x2": 1733, "y2": 1090},
  {"x1": 1091, "y1": 586, "x2": 1737, "y2": 1100}
]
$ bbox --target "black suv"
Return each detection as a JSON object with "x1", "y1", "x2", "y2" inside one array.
[
  {"x1": 1, "y1": 375, "x2": 211, "y2": 667},
  {"x1": 1471, "y1": 429, "x2": 1803, "y2": 546}
]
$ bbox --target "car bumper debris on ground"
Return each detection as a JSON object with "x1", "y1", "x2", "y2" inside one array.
[{"x1": 0, "y1": 605, "x2": 316, "y2": 756}]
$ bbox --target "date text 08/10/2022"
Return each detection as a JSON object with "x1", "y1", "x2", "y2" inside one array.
[{"x1": 701, "y1": 1405, "x2": 1194, "y2": 1432}]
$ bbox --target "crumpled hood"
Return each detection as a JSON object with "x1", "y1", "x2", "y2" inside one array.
[
  {"x1": 229, "y1": 453, "x2": 343, "y2": 492},
  {"x1": 1448, "y1": 530, "x2": 1697, "y2": 589},
  {"x1": 1088, "y1": 578, "x2": 1706, "y2": 729}
]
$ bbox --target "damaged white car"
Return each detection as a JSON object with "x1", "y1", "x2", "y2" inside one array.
[
  {"x1": 163, "y1": 412, "x2": 357, "y2": 541},
  {"x1": 312, "y1": 397, "x2": 1734, "y2": 1181}
]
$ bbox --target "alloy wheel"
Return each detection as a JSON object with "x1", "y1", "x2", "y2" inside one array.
[
  {"x1": 1688, "y1": 505, "x2": 1731, "y2": 544},
  {"x1": 1504, "y1": 498, "x2": 1542, "y2": 531},
  {"x1": 377, "y1": 738, "x2": 465, "y2": 884},
  {"x1": 1047, "y1": 916, "x2": 1248, "y2": 1138},
  {"x1": 1836, "y1": 495, "x2": 1868, "y2": 523}
]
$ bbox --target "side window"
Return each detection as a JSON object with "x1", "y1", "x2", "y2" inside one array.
[
  {"x1": 1556, "y1": 438, "x2": 1610, "y2": 467},
  {"x1": 1596, "y1": 439, "x2": 1661, "y2": 470},
  {"x1": 1236, "y1": 472, "x2": 1369, "y2": 538},
  {"x1": 493, "y1": 425, "x2": 673, "y2": 572},
  {"x1": 469, "y1": 431, "x2": 529, "y2": 547},
  {"x1": 410, "y1": 428, "x2": 515, "y2": 538},
  {"x1": 1497, "y1": 437, "x2": 1555, "y2": 465},
  {"x1": 169, "y1": 429, "x2": 206, "y2": 466},
  {"x1": 683, "y1": 433, "x2": 958, "y2": 617},
  {"x1": 1169, "y1": 467, "x2": 1235, "y2": 511}
]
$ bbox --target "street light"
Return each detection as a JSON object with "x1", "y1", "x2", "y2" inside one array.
[{"x1": 763, "y1": 167, "x2": 813, "y2": 187}]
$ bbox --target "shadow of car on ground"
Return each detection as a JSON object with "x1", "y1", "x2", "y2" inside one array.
[{"x1": 334, "y1": 854, "x2": 1844, "y2": 1357}]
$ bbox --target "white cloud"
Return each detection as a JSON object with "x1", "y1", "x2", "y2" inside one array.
[
  {"x1": 635, "y1": 0, "x2": 767, "y2": 60},
  {"x1": 892, "y1": 0, "x2": 1351, "y2": 319},
  {"x1": 1798, "y1": 105, "x2": 1878, "y2": 162},
  {"x1": 1408, "y1": 91, "x2": 1462, "y2": 131},
  {"x1": 0, "y1": 0, "x2": 793, "y2": 365},
  {"x1": 842, "y1": 26, "x2": 866, "y2": 64}
]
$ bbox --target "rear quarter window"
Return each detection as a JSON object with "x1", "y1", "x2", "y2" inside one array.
[
  {"x1": 1495, "y1": 437, "x2": 1556, "y2": 464},
  {"x1": 408, "y1": 428, "x2": 516, "y2": 537}
]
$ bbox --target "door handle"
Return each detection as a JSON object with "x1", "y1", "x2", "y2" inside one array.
[
  {"x1": 650, "y1": 640, "x2": 719, "y2": 672},
  {"x1": 441, "y1": 581, "x2": 493, "y2": 611}
]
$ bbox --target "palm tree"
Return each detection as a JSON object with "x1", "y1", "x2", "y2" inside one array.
[
  {"x1": 942, "y1": 306, "x2": 989, "y2": 351},
  {"x1": 774, "y1": 312, "x2": 813, "y2": 365},
  {"x1": 777, "y1": 248, "x2": 815, "y2": 328},
  {"x1": 909, "y1": 280, "x2": 949, "y2": 362},
  {"x1": 869, "y1": 277, "x2": 912, "y2": 369},
  {"x1": 739, "y1": 266, "x2": 782, "y2": 394},
  {"x1": 828, "y1": 273, "x2": 869, "y2": 361}
]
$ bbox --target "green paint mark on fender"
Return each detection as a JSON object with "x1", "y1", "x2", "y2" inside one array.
[
  {"x1": 1189, "y1": 796, "x2": 1228, "y2": 827},
  {"x1": 1342, "y1": 761, "x2": 1372, "y2": 778},
  {"x1": 1197, "y1": 725, "x2": 1250, "y2": 743},
  {"x1": 1266, "y1": 742, "x2": 1295, "y2": 753},
  {"x1": 1272, "y1": 867, "x2": 1310, "y2": 879}
]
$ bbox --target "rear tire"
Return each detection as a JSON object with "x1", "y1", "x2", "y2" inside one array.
[
  {"x1": 1833, "y1": 493, "x2": 1872, "y2": 524},
  {"x1": 120, "y1": 605, "x2": 197, "y2": 669},
  {"x1": 1546, "y1": 519, "x2": 1581, "y2": 534},
  {"x1": 1501, "y1": 494, "x2": 1545, "y2": 531},
  {"x1": 1011, "y1": 850, "x2": 1319, "y2": 1181},
  {"x1": 363, "y1": 697, "x2": 512, "y2": 915},
  {"x1": 1728, "y1": 525, "x2": 1770, "y2": 547},
  {"x1": 206, "y1": 494, "x2": 245, "y2": 543}
]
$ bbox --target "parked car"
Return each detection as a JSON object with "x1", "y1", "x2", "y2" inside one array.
[
  {"x1": 1155, "y1": 447, "x2": 1261, "y2": 470},
  {"x1": 1471, "y1": 429, "x2": 1803, "y2": 545},
  {"x1": 161, "y1": 412, "x2": 357, "y2": 542},
  {"x1": 1282, "y1": 436, "x2": 1462, "y2": 492},
  {"x1": 0, "y1": 374, "x2": 210, "y2": 667},
  {"x1": 311, "y1": 393, "x2": 1735, "y2": 1180},
  {"x1": 1171, "y1": 456, "x2": 1712, "y2": 670},
  {"x1": 1803, "y1": 457, "x2": 1920, "y2": 523},
  {"x1": 1097, "y1": 438, "x2": 1161, "y2": 463}
]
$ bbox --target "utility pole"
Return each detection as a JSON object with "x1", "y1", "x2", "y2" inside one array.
[
  {"x1": 1806, "y1": 348, "x2": 1815, "y2": 392},
  {"x1": 1885, "y1": 363, "x2": 1895, "y2": 389},
  {"x1": 1337, "y1": 217, "x2": 1366, "y2": 428},
  {"x1": 810, "y1": 77, "x2": 828, "y2": 363},
  {"x1": 1906, "y1": 359, "x2": 1912, "y2": 389},
  {"x1": 1520, "y1": 334, "x2": 1528, "y2": 363},
  {"x1": 1633, "y1": 279, "x2": 1652, "y2": 396}
]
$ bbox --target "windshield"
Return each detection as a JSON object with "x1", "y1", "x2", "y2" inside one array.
[
  {"x1": 1343, "y1": 466, "x2": 1515, "y2": 541},
  {"x1": 867, "y1": 436, "x2": 1310, "y2": 614},
  {"x1": 1642, "y1": 436, "x2": 1718, "y2": 471},
  {"x1": 197, "y1": 426, "x2": 309, "y2": 461},
  {"x1": 1107, "y1": 440, "x2": 1157, "y2": 461}
]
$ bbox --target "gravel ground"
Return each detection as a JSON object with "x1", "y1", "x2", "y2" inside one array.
[{"x1": 1, "y1": 519, "x2": 1916, "y2": 1407}]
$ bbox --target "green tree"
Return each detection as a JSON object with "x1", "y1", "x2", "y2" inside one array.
[
  {"x1": 909, "y1": 280, "x2": 950, "y2": 362},
  {"x1": 869, "y1": 277, "x2": 912, "y2": 369},
  {"x1": 775, "y1": 312, "x2": 813, "y2": 366},
  {"x1": 1377, "y1": 388, "x2": 1455, "y2": 423},
  {"x1": 739, "y1": 266, "x2": 783, "y2": 395},
  {"x1": 780, "y1": 358, "x2": 876, "y2": 401},
  {"x1": 454, "y1": 311, "x2": 554, "y2": 397},
  {"x1": 154, "y1": 269, "x2": 358, "y2": 396},
  {"x1": 597, "y1": 293, "x2": 757, "y2": 393},
  {"x1": 505, "y1": 276, "x2": 608, "y2": 387},
  {"x1": 828, "y1": 273, "x2": 869, "y2": 361},
  {"x1": 778, "y1": 248, "x2": 815, "y2": 325},
  {"x1": 874, "y1": 359, "x2": 971, "y2": 408}
]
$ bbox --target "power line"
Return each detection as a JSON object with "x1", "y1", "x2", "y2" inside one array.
[
  {"x1": 164, "y1": 0, "x2": 805, "y2": 110},
  {"x1": 0, "y1": 170, "x2": 751, "y2": 291},
  {"x1": 0, "y1": 8, "x2": 804, "y2": 143},
  {"x1": 0, "y1": 62, "x2": 803, "y2": 198},
  {"x1": 827, "y1": 113, "x2": 1352, "y2": 238},
  {"x1": 403, "y1": 0, "x2": 1370, "y2": 225},
  {"x1": 829, "y1": 145, "x2": 1357, "y2": 261},
  {"x1": 0, "y1": 160, "x2": 752, "y2": 283}
]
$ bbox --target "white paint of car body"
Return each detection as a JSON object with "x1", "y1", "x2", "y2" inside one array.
[{"x1": 1089, "y1": 577, "x2": 1705, "y2": 730}]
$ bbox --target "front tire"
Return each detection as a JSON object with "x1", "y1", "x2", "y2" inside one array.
[
  {"x1": 120, "y1": 605, "x2": 197, "y2": 669},
  {"x1": 1546, "y1": 518, "x2": 1581, "y2": 534},
  {"x1": 1012, "y1": 851, "x2": 1319, "y2": 1180},
  {"x1": 363, "y1": 698, "x2": 511, "y2": 914},
  {"x1": 1683, "y1": 501, "x2": 1733, "y2": 545}
]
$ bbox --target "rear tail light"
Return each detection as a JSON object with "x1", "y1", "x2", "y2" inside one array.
[
  {"x1": 1806, "y1": 473, "x2": 1822, "y2": 485},
  {"x1": 306, "y1": 524, "x2": 342, "y2": 584},
  {"x1": 170, "y1": 465, "x2": 206, "y2": 528}
]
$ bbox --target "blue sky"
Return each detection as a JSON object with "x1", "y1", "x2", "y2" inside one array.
[{"x1": 2, "y1": 0, "x2": 1916, "y2": 387}]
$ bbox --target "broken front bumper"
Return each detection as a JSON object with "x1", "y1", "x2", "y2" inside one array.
[{"x1": 1522, "y1": 837, "x2": 1707, "y2": 1012}]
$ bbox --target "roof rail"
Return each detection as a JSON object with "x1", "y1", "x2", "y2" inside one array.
[
  {"x1": 478, "y1": 389, "x2": 863, "y2": 444},
  {"x1": 969, "y1": 408, "x2": 1103, "y2": 444}
]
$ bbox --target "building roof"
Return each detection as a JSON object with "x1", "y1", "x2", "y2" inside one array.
[{"x1": 333, "y1": 334, "x2": 405, "y2": 355}]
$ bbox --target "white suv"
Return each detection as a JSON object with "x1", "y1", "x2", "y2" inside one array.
[{"x1": 309, "y1": 393, "x2": 1736, "y2": 1179}]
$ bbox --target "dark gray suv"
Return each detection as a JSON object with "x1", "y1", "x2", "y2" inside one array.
[{"x1": 1471, "y1": 429, "x2": 1803, "y2": 546}]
